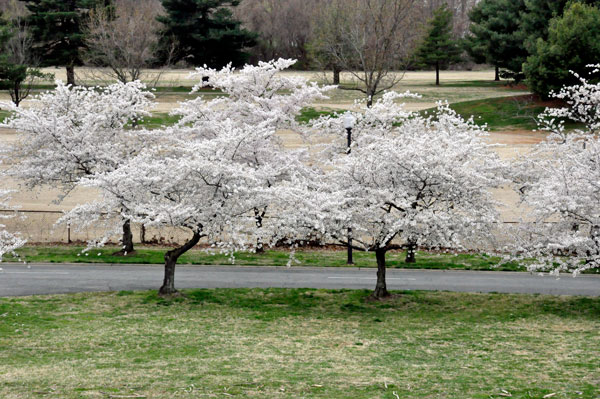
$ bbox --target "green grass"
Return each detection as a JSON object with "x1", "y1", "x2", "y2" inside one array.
[
  {"x1": 296, "y1": 107, "x2": 339, "y2": 123},
  {"x1": 446, "y1": 95, "x2": 545, "y2": 131},
  {"x1": 135, "y1": 113, "x2": 182, "y2": 129},
  {"x1": 432, "y1": 80, "x2": 523, "y2": 89},
  {"x1": 1, "y1": 289, "x2": 598, "y2": 398},
  {"x1": 0, "y1": 109, "x2": 11, "y2": 122},
  {"x1": 440, "y1": 94, "x2": 584, "y2": 131},
  {"x1": 5, "y1": 245, "x2": 525, "y2": 271},
  {"x1": 129, "y1": 107, "x2": 338, "y2": 129}
]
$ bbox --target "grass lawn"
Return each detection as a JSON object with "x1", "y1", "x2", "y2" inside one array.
[
  {"x1": 4, "y1": 245, "x2": 525, "y2": 271},
  {"x1": 444, "y1": 94, "x2": 582, "y2": 131},
  {"x1": 0, "y1": 109, "x2": 10, "y2": 122},
  {"x1": 0, "y1": 289, "x2": 598, "y2": 398}
]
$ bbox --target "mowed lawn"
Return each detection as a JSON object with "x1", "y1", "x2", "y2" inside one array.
[
  {"x1": 1, "y1": 289, "x2": 598, "y2": 399},
  {"x1": 5, "y1": 245, "x2": 526, "y2": 271}
]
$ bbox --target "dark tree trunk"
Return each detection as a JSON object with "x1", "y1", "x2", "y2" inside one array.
[
  {"x1": 122, "y1": 220, "x2": 134, "y2": 253},
  {"x1": 405, "y1": 240, "x2": 416, "y2": 263},
  {"x1": 333, "y1": 65, "x2": 341, "y2": 85},
  {"x1": 113, "y1": 220, "x2": 135, "y2": 255},
  {"x1": 374, "y1": 248, "x2": 389, "y2": 298},
  {"x1": 347, "y1": 228, "x2": 353, "y2": 264},
  {"x1": 159, "y1": 231, "x2": 202, "y2": 296},
  {"x1": 435, "y1": 62, "x2": 440, "y2": 86},
  {"x1": 66, "y1": 65, "x2": 76, "y2": 86},
  {"x1": 494, "y1": 65, "x2": 500, "y2": 81},
  {"x1": 255, "y1": 238, "x2": 265, "y2": 254},
  {"x1": 366, "y1": 92, "x2": 374, "y2": 108},
  {"x1": 13, "y1": 81, "x2": 20, "y2": 107},
  {"x1": 140, "y1": 224, "x2": 146, "y2": 244}
]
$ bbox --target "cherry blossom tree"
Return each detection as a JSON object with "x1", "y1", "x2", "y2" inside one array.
[
  {"x1": 64, "y1": 59, "x2": 332, "y2": 295},
  {"x1": 171, "y1": 58, "x2": 332, "y2": 131},
  {"x1": 306, "y1": 96, "x2": 506, "y2": 298},
  {"x1": 512, "y1": 65, "x2": 600, "y2": 275},
  {"x1": 0, "y1": 80, "x2": 155, "y2": 253},
  {"x1": 67, "y1": 120, "x2": 318, "y2": 295},
  {"x1": 169, "y1": 58, "x2": 333, "y2": 250},
  {"x1": 0, "y1": 189, "x2": 25, "y2": 261}
]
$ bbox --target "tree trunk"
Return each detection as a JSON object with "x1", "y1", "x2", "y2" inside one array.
[
  {"x1": 374, "y1": 248, "x2": 389, "y2": 298},
  {"x1": 347, "y1": 228, "x2": 353, "y2": 264},
  {"x1": 435, "y1": 62, "x2": 440, "y2": 86},
  {"x1": 333, "y1": 65, "x2": 341, "y2": 85},
  {"x1": 66, "y1": 65, "x2": 76, "y2": 86},
  {"x1": 122, "y1": 220, "x2": 134, "y2": 253},
  {"x1": 159, "y1": 231, "x2": 202, "y2": 296},
  {"x1": 495, "y1": 65, "x2": 500, "y2": 81},
  {"x1": 13, "y1": 81, "x2": 20, "y2": 107},
  {"x1": 405, "y1": 240, "x2": 416, "y2": 263},
  {"x1": 366, "y1": 92, "x2": 373, "y2": 108},
  {"x1": 113, "y1": 220, "x2": 135, "y2": 255}
]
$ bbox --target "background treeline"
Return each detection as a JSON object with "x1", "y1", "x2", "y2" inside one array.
[{"x1": 0, "y1": 0, "x2": 599, "y2": 98}]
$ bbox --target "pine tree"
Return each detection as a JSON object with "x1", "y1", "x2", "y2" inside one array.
[
  {"x1": 463, "y1": 0, "x2": 528, "y2": 82},
  {"x1": 21, "y1": 0, "x2": 104, "y2": 86},
  {"x1": 520, "y1": 0, "x2": 599, "y2": 53},
  {"x1": 157, "y1": 0, "x2": 257, "y2": 68},
  {"x1": 524, "y1": 2, "x2": 600, "y2": 98},
  {"x1": 414, "y1": 4, "x2": 462, "y2": 86}
]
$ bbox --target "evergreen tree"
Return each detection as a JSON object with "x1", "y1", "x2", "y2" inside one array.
[
  {"x1": 463, "y1": 0, "x2": 528, "y2": 82},
  {"x1": 414, "y1": 4, "x2": 462, "y2": 86},
  {"x1": 520, "y1": 0, "x2": 599, "y2": 53},
  {"x1": 157, "y1": 0, "x2": 257, "y2": 68},
  {"x1": 21, "y1": 0, "x2": 103, "y2": 86},
  {"x1": 524, "y1": 2, "x2": 600, "y2": 98}
]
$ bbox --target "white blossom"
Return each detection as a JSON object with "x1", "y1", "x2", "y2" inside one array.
[
  {"x1": 62, "y1": 59, "x2": 332, "y2": 294},
  {"x1": 0, "y1": 80, "x2": 155, "y2": 191},
  {"x1": 513, "y1": 65, "x2": 600, "y2": 275},
  {"x1": 0, "y1": 189, "x2": 26, "y2": 262},
  {"x1": 300, "y1": 100, "x2": 507, "y2": 296}
]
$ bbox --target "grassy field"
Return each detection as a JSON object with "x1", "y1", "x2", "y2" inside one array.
[
  {"x1": 1, "y1": 289, "x2": 598, "y2": 398},
  {"x1": 448, "y1": 95, "x2": 545, "y2": 131},
  {"x1": 4, "y1": 245, "x2": 526, "y2": 271}
]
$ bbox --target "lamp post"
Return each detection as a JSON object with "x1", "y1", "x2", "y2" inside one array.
[
  {"x1": 343, "y1": 113, "x2": 355, "y2": 264},
  {"x1": 344, "y1": 113, "x2": 354, "y2": 154}
]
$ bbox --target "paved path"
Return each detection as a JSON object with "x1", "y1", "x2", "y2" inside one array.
[{"x1": 1, "y1": 263, "x2": 599, "y2": 297}]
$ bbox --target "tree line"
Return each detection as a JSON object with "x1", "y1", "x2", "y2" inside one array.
[
  {"x1": 465, "y1": 0, "x2": 600, "y2": 97},
  {"x1": 0, "y1": 0, "x2": 481, "y2": 97},
  {"x1": 1, "y1": 0, "x2": 596, "y2": 103}
]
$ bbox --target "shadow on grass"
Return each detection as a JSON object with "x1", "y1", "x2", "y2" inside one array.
[{"x1": 139, "y1": 288, "x2": 600, "y2": 322}]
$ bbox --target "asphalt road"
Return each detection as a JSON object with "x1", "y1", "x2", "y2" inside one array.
[{"x1": 1, "y1": 263, "x2": 599, "y2": 297}]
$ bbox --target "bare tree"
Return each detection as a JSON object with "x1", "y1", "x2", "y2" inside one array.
[
  {"x1": 84, "y1": 0, "x2": 164, "y2": 83},
  {"x1": 0, "y1": 4, "x2": 51, "y2": 107},
  {"x1": 310, "y1": 0, "x2": 422, "y2": 106},
  {"x1": 422, "y1": 0, "x2": 481, "y2": 37},
  {"x1": 235, "y1": 0, "x2": 319, "y2": 68},
  {"x1": 0, "y1": 0, "x2": 27, "y2": 18}
]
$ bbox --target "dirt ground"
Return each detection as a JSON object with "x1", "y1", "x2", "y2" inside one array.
[
  {"x1": 0, "y1": 68, "x2": 542, "y2": 243},
  {"x1": 0, "y1": 67, "x2": 529, "y2": 113}
]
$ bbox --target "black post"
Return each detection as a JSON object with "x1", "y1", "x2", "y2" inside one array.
[
  {"x1": 346, "y1": 126, "x2": 353, "y2": 264},
  {"x1": 346, "y1": 127, "x2": 352, "y2": 153}
]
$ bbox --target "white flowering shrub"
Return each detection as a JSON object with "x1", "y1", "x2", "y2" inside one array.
[
  {"x1": 0, "y1": 189, "x2": 26, "y2": 262},
  {"x1": 514, "y1": 65, "x2": 600, "y2": 275},
  {"x1": 1, "y1": 80, "x2": 155, "y2": 190}
]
